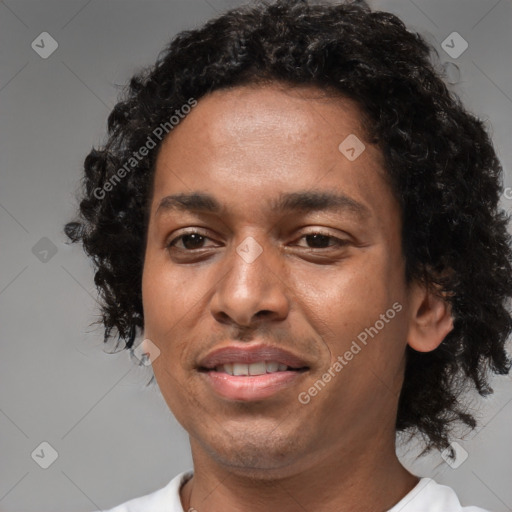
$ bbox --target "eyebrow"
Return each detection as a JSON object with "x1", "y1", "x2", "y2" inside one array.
[{"x1": 156, "y1": 191, "x2": 370, "y2": 219}]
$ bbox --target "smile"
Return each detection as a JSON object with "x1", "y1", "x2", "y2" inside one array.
[
  {"x1": 211, "y1": 361, "x2": 305, "y2": 376},
  {"x1": 199, "y1": 365, "x2": 308, "y2": 401}
]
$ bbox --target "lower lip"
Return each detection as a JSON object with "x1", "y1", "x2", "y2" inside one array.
[{"x1": 200, "y1": 370, "x2": 306, "y2": 401}]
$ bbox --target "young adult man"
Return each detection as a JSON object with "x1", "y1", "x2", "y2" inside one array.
[{"x1": 65, "y1": 1, "x2": 512, "y2": 510}]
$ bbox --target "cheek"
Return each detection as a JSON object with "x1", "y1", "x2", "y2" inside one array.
[
  {"x1": 142, "y1": 262, "x2": 206, "y2": 420},
  {"x1": 301, "y1": 261, "x2": 408, "y2": 409},
  {"x1": 293, "y1": 247, "x2": 408, "y2": 378},
  {"x1": 142, "y1": 257, "x2": 206, "y2": 330},
  {"x1": 142, "y1": 259, "x2": 219, "y2": 372},
  {"x1": 298, "y1": 252, "x2": 403, "y2": 329}
]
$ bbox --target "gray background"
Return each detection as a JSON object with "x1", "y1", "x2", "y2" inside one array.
[{"x1": 1, "y1": 0, "x2": 511, "y2": 511}]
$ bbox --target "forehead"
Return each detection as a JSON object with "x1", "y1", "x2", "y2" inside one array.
[
  {"x1": 176, "y1": 83, "x2": 369, "y2": 150},
  {"x1": 150, "y1": 83, "x2": 394, "y2": 226}
]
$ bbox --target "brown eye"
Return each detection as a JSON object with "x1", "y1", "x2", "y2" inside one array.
[
  {"x1": 168, "y1": 232, "x2": 213, "y2": 250},
  {"x1": 304, "y1": 233, "x2": 331, "y2": 248},
  {"x1": 296, "y1": 232, "x2": 349, "y2": 249}
]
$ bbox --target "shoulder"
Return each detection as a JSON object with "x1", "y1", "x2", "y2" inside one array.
[
  {"x1": 91, "y1": 470, "x2": 193, "y2": 512},
  {"x1": 388, "y1": 477, "x2": 492, "y2": 512}
]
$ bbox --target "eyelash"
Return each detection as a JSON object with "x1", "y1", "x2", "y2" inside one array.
[{"x1": 166, "y1": 229, "x2": 349, "y2": 251}]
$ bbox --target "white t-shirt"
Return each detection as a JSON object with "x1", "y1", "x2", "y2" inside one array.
[{"x1": 94, "y1": 470, "x2": 491, "y2": 512}]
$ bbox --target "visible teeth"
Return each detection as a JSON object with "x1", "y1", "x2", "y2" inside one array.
[
  {"x1": 265, "y1": 361, "x2": 279, "y2": 372},
  {"x1": 249, "y1": 361, "x2": 267, "y2": 375},
  {"x1": 233, "y1": 363, "x2": 249, "y2": 376},
  {"x1": 214, "y1": 361, "x2": 290, "y2": 375}
]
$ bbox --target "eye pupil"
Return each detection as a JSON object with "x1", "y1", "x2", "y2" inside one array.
[
  {"x1": 172, "y1": 232, "x2": 340, "y2": 252},
  {"x1": 306, "y1": 234, "x2": 330, "y2": 248},
  {"x1": 182, "y1": 233, "x2": 204, "y2": 249}
]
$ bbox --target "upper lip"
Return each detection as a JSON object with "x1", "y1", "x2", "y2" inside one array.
[{"x1": 198, "y1": 344, "x2": 310, "y2": 370}]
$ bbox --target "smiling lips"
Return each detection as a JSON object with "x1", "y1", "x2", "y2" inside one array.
[
  {"x1": 213, "y1": 361, "x2": 292, "y2": 375},
  {"x1": 198, "y1": 344, "x2": 310, "y2": 401},
  {"x1": 198, "y1": 343, "x2": 310, "y2": 371}
]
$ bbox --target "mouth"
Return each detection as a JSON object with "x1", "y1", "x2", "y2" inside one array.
[
  {"x1": 198, "y1": 361, "x2": 309, "y2": 376},
  {"x1": 197, "y1": 362, "x2": 309, "y2": 401},
  {"x1": 196, "y1": 344, "x2": 311, "y2": 401}
]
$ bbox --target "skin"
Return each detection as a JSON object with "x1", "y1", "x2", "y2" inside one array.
[{"x1": 141, "y1": 83, "x2": 454, "y2": 512}]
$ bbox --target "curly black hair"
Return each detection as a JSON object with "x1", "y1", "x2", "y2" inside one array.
[{"x1": 64, "y1": 0, "x2": 512, "y2": 455}]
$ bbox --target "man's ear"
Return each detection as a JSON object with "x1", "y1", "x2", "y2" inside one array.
[{"x1": 407, "y1": 280, "x2": 454, "y2": 353}]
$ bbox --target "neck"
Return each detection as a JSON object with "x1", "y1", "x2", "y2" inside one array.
[{"x1": 180, "y1": 438, "x2": 419, "y2": 512}]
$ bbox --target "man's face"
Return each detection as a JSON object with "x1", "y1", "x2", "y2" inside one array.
[{"x1": 142, "y1": 84, "x2": 415, "y2": 475}]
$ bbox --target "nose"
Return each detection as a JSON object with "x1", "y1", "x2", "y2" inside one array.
[{"x1": 209, "y1": 236, "x2": 290, "y2": 328}]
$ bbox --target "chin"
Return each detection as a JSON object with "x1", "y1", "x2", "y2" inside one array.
[{"x1": 201, "y1": 428, "x2": 306, "y2": 476}]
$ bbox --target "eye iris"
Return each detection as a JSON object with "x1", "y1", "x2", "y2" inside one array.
[
  {"x1": 176, "y1": 233, "x2": 335, "y2": 250},
  {"x1": 182, "y1": 233, "x2": 204, "y2": 249},
  {"x1": 306, "y1": 234, "x2": 330, "y2": 248}
]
